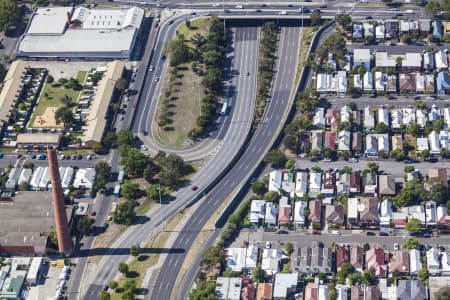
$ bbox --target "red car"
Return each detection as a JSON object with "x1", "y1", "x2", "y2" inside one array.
[
  {"x1": 90, "y1": 211, "x2": 97, "y2": 217},
  {"x1": 312, "y1": 229, "x2": 321, "y2": 235},
  {"x1": 191, "y1": 185, "x2": 198, "y2": 191},
  {"x1": 319, "y1": 4, "x2": 327, "y2": 8}
]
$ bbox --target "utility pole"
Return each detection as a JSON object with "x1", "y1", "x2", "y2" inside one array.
[{"x1": 158, "y1": 184, "x2": 164, "y2": 231}]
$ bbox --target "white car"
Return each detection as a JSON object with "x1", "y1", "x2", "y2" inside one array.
[
  {"x1": 348, "y1": 157, "x2": 358, "y2": 163},
  {"x1": 149, "y1": 66, "x2": 154, "y2": 71},
  {"x1": 394, "y1": 243, "x2": 399, "y2": 251},
  {"x1": 278, "y1": 10, "x2": 288, "y2": 15},
  {"x1": 212, "y1": 3, "x2": 220, "y2": 7},
  {"x1": 154, "y1": 77, "x2": 159, "y2": 82},
  {"x1": 265, "y1": 241, "x2": 272, "y2": 249},
  {"x1": 331, "y1": 230, "x2": 341, "y2": 235},
  {"x1": 235, "y1": 5, "x2": 243, "y2": 8}
]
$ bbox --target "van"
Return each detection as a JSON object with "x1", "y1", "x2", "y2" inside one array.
[{"x1": 331, "y1": 230, "x2": 341, "y2": 235}]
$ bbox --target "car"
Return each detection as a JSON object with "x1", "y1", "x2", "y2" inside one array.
[
  {"x1": 278, "y1": 10, "x2": 288, "y2": 15},
  {"x1": 348, "y1": 157, "x2": 358, "y2": 163},
  {"x1": 149, "y1": 66, "x2": 154, "y2": 71},
  {"x1": 365, "y1": 16, "x2": 373, "y2": 19},
  {"x1": 168, "y1": 20, "x2": 174, "y2": 25},
  {"x1": 439, "y1": 246, "x2": 446, "y2": 252},
  {"x1": 223, "y1": 9, "x2": 230, "y2": 13},
  {"x1": 312, "y1": 229, "x2": 321, "y2": 235},
  {"x1": 87, "y1": 155, "x2": 92, "y2": 160},
  {"x1": 31, "y1": 154, "x2": 36, "y2": 159},
  {"x1": 277, "y1": 230, "x2": 288, "y2": 234},
  {"x1": 102, "y1": 284, "x2": 108, "y2": 291},
  {"x1": 379, "y1": 232, "x2": 388, "y2": 236},
  {"x1": 71, "y1": 155, "x2": 77, "y2": 160},
  {"x1": 423, "y1": 232, "x2": 432, "y2": 238},
  {"x1": 331, "y1": 230, "x2": 341, "y2": 235},
  {"x1": 154, "y1": 77, "x2": 159, "y2": 82},
  {"x1": 77, "y1": 154, "x2": 82, "y2": 160},
  {"x1": 287, "y1": 4, "x2": 293, "y2": 7},
  {"x1": 388, "y1": 95, "x2": 397, "y2": 100},
  {"x1": 265, "y1": 241, "x2": 272, "y2": 249},
  {"x1": 394, "y1": 243, "x2": 399, "y2": 251},
  {"x1": 255, "y1": 9, "x2": 262, "y2": 12},
  {"x1": 90, "y1": 211, "x2": 96, "y2": 217},
  {"x1": 394, "y1": 13, "x2": 404, "y2": 18},
  {"x1": 65, "y1": 155, "x2": 70, "y2": 160},
  {"x1": 319, "y1": 4, "x2": 327, "y2": 8},
  {"x1": 426, "y1": 96, "x2": 436, "y2": 101},
  {"x1": 161, "y1": 54, "x2": 167, "y2": 59},
  {"x1": 119, "y1": 115, "x2": 124, "y2": 121},
  {"x1": 366, "y1": 231, "x2": 376, "y2": 236},
  {"x1": 60, "y1": 154, "x2": 65, "y2": 160},
  {"x1": 235, "y1": 5, "x2": 243, "y2": 8},
  {"x1": 261, "y1": 4, "x2": 267, "y2": 7},
  {"x1": 404, "y1": 159, "x2": 413, "y2": 164},
  {"x1": 212, "y1": 3, "x2": 220, "y2": 7},
  {"x1": 191, "y1": 185, "x2": 198, "y2": 191},
  {"x1": 245, "y1": 72, "x2": 250, "y2": 76},
  {"x1": 323, "y1": 158, "x2": 332, "y2": 162}
]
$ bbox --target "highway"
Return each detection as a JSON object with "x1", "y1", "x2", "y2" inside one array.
[
  {"x1": 152, "y1": 25, "x2": 301, "y2": 300},
  {"x1": 82, "y1": 25, "x2": 259, "y2": 299}
]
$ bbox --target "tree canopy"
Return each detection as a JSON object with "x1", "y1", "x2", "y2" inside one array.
[
  {"x1": 393, "y1": 179, "x2": 427, "y2": 207},
  {"x1": 405, "y1": 217, "x2": 422, "y2": 232},
  {"x1": 0, "y1": 0, "x2": 21, "y2": 33},
  {"x1": 264, "y1": 149, "x2": 286, "y2": 167},
  {"x1": 403, "y1": 237, "x2": 419, "y2": 249}
]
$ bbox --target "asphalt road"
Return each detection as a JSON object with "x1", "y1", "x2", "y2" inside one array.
[
  {"x1": 82, "y1": 25, "x2": 259, "y2": 299},
  {"x1": 154, "y1": 25, "x2": 301, "y2": 300}
]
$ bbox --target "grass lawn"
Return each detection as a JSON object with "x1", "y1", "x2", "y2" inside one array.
[
  {"x1": 76, "y1": 70, "x2": 88, "y2": 83},
  {"x1": 177, "y1": 18, "x2": 210, "y2": 48},
  {"x1": 296, "y1": 27, "x2": 314, "y2": 84}
]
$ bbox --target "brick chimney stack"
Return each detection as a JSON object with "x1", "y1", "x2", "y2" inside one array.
[{"x1": 48, "y1": 148, "x2": 72, "y2": 255}]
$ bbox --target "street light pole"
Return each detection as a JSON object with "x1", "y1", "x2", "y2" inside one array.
[{"x1": 158, "y1": 184, "x2": 164, "y2": 232}]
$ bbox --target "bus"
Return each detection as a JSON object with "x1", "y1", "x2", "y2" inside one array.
[
  {"x1": 220, "y1": 102, "x2": 229, "y2": 116},
  {"x1": 117, "y1": 171, "x2": 125, "y2": 184}
]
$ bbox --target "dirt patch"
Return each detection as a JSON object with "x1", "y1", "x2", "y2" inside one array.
[
  {"x1": 32, "y1": 107, "x2": 63, "y2": 128},
  {"x1": 296, "y1": 27, "x2": 315, "y2": 84}
]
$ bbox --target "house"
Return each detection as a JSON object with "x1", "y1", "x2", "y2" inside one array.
[
  {"x1": 444, "y1": 21, "x2": 450, "y2": 34},
  {"x1": 365, "y1": 133, "x2": 389, "y2": 157},
  {"x1": 425, "y1": 74, "x2": 434, "y2": 93},
  {"x1": 352, "y1": 132, "x2": 362, "y2": 153},
  {"x1": 73, "y1": 168, "x2": 95, "y2": 193},
  {"x1": 380, "y1": 198, "x2": 393, "y2": 227},
  {"x1": 378, "y1": 107, "x2": 389, "y2": 126},
  {"x1": 364, "y1": 106, "x2": 375, "y2": 129},
  {"x1": 265, "y1": 202, "x2": 278, "y2": 226},
  {"x1": 350, "y1": 245, "x2": 365, "y2": 272},
  {"x1": 256, "y1": 283, "x2": 272, "y2": 300},
  {"x1": 340, "y1": 106, "x2": 352, "y2": 124},
  {"x1": 402, "y1": 53, "x2": 422, "y2": 72},
  {"x1": 353, "y1": 49, "x2": 371, "y2": 71},
  {"x1": 375, "y1": 52, "x2": 398, "y2": 71},
  {"x1": 313, "y1": 107, "x2": 325, "y2": 128},
  {"x1": 419, "y1": 19, "x2": 431, "y2": 36},
  {"x1": 375, "y1": 71, "x2": 386, "y2": 92},
  {"x1": 437, "y1": 71, "x2": 450, "y2": 95},
  {"x1": 427, "y1": 247, "x2": 440, "y2": 275},
  {"x1": 262, "y1": 248, "x2": 283, "y2": 275},
  {"x1": 347, "y1": 197, "x2": 359, "y2": 227},
  {"x1": 353, "y1": 74, "x2": 362, "y2": 90},
  {"x1": 298, "y1": 131, "x2": 311, "y2": 153},
  {"x1": 226, "y1": 246, "x2": 258, "y2": 272},
  {"x1": 363, "y1": 22, "x2": 374, "y2": 37},
  {"x1": 295, "y1": 172, "x2": 308, "y2": 197},
  {"x1": 428, "y1": 168, "x2": 448, "y2": 187},
  {"x1": 416, "y1": 73, "x2": 425, "y2": 93},
  {"x1": 396, "y1": 280, "x2": 428, "y2": 300},
  {"x1": 436, "y1": 50, "x2": 448, "y2": 70},
  {"x1": 296, "y1": 241, "x2": 333, "y2": 274},
  {"x1": 363, "y1": 71, "x2": 373, "y2": 92},
  {"x1": 294, "y1": 201, "x2": 307, "y2": 227},
  {"x1": 391, "y1": 109, "x2": 402, "y2": 129},
  {"x1": 366, "y1": 247, "x2": 387, "y2": 277},
  {"x1": 309, "y1": 200, "x2": 322, "y2": 225},
  {"x1": 423, "y1": 52, "x2": 435, "y2": 70},
  {"x1": 318, "y1": 285, "x2": 330, "y2": 300},
  {"x1": 304, "y1": 282, "x2": 318, "y2": 300},
  {"x1": 392, "y1": 134, "x2": 403, "y2": 150},
  {"x1": 385, "y1": 20, "x2": 398, "y2": 39},
  {"x1": 429, "y1": 131, "x2": 441, "y2": 154},
  {"x1": 322, "y1": 172, "x2": 336, "y2": 196},
  {"x1": 250, "y1": 200, "x2": 266, "y2": 224},
  {"x1": 409, "y1": 249, "x2": 422, "y2": 275},
  {"x1": 376, "y1": 23, "x2": 385, "y2": 41},
  {"x1": 273, "y1": 273, "x2": 298, "y2": 300},
  {"x1": 350, "y1": 171, "x2": 361, "y2": 194},
  {"x1": 324, "y1": 131, "x2": 337, "y2": 151},
  {"x1": 310, "y1": 130, "x2": 323, "y2": 153},
  {"x1": 278, "y1": 207, "x2": 290, "y2": 225},
  {"x1": 353, "y1": 23, "x2": 364, "y2": 41},
  {"x1": 430, "y1": 105, "x2": 440, "y2": 122},
  {"x1": 309, "y1": 172, "x2": 322, "y2": 196},
  {"x1": 440, "y1": 130, "x2": 450, "y2": 150},
  {"x1": 389, "y1": 250, "x2": 410, "y2": 275},
  {"x1": 417, "y1": 137, "x2": 429, "y2": 152},
  {"x1": 386, "y1": 75, "x2": 397, "y2": 93},
  {"x1": 399, "y1": 73, "x2": 416, "y2": 94},
  {"x1": 351, "y1": 285, "x2": 380, "y2": 300},
  {"x1": 325, "y1": 204, "x2": 344, "y2": 225},
  {"x1": 445, "y1": 108, "x2": 450, "y2": 127},
  {"x1": 416, "y1": 109, "x2": 428, "y2": 128},
  {"x1": 409, "y1": 21, "x2": 419, "y2": 35},
  {"x1": 336, "y1": 173, "x2": 350, "y2": 196},
  {"x1": 281, "y1": 173, "x2": 295, "y2": 196},
  {"x1": 336, "y1": 245, "x2": 350, "y2": 271},
  {"x1": 241, "y1": 277, "x2": 255, "y2": 300},
  {"x1": 338, "y1": 130, "x2": 351, "y2": 152},
  {"x1": 378, "y1": 174, "x2": 396, "y2": 196},
  {"x1": 215, "y1": 277, "x2": 242, "y2": 300},
  {"x1": 360, "y1": 197, "x2": 379, "y2": 227},
  {"x1": 325, "y1": 109, "x2": 339, "y2": 129},
  {"x1": 336, "y1": 71, "x2": 347, "y2": 96},
  {"x1": 402, "y1": 107, "x2": 416, "y2": 125},
  {"x1": 400, "y1": 20, "x2": 410, "y2": 33},
  {"x1": 432, "y1": 20, "x2": 443, "y2": 40},
  {"x1": 353, "y1": 110, "x2": 362, "y2": 127},
  {"x1": 269, "y1": 170, "x2": 282, "y2": 193}
]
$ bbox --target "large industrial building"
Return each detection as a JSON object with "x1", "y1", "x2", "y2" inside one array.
[{"x1": 17, "y1": 6, "x2": 144, "y2": 59}]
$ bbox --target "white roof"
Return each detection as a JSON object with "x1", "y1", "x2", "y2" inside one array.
[
  {"x1": 380, "y1": 199, "x2": 393, "y2": 218},
  {"x1": 336, "y1": 285, "x2": 349, "y2": 300},
  {"x1": 391, "y1": 109, "x2": 402, "y2": 129},
  {"x1": 309, "y1": 172, "x2": 322, "y2": 191},
  {"x1": 215, "y1": 277, "x2": 241, "y2": 300},
  {"x1": 38, "y1": 167, "x2": 50, "y2": 190},
  {"x1": 294, "y1": 201, "x2": 307, "y2": 225},
  {"x1": 416, "y1": 137, "x2": 429, "y2": 151},
  {"x1": 416, "y1": 109, "x2": 428, "y2": 127},
  {"x1": 402, "y1": 108, "x2": 416, "y2": 125},
  {"x1": 363, "y1": 72, "x2": 373, "y2": 91},
  {"x1": 338, "y1": 130, "x2": 351, "y2": 151},
  {"x1": 226, "y1": 248, "x2": 247, "y2": 272},
  {"x1": 427, "y1": 248, "x2": 440, "y2": 271},
  {"x1": 354, "y1": 49, "x2": 371, "y2": 62},
  {"x1": 429, "y1": 131, "x2": 440, "y2": 153},
  {"x1": 280, "y1": 196, "x2": 289, "y2": 208},
  {"x1": 376, "y1": 52, "x2": 398, "y2": 68},
  {"x1": 26, "y1": 257, "x2": 42, "y2": 283},
  {"x1": 72, "y1": 6, "x2": 144, "y2": 30},
  {"x1": 409, "y1": 249, "x2": 422, "y2": 274},
  {"x1": 442, "y1": 252, "x2": 450, "y2": 272},
  {"x1": 337, "y1": 71, "x2": 347, "y2": 95},
  {"x1": 378, "y1": 107, "x2": 389, "y2": 125},
  {"x1": 73, "y1": 168, "x2": 95, "y2": 189},
  {"x1": 416, "y1": 74, "x2": 425, "y2": 91},
  {"x1": 18, "y1": 168, "x2": 32, "y2": 185},
  {"x1": 295, "y1": 172, "x2": 308, "y2": 197},
  {"x1": 436, "y1": 50, "x2": 448, "y2": 69},
  {"x1": 348, "y1": 198, "x2": 359, "y2": 219},
  {"x1": 269, "y1": 170, "x2": 282, "y2": 193},
  {"x1": 27, "y1": 7, "x2": 72, "y2": 35},
  {"x1": 265, "y1": 202, "x2": 277, "y2": 225},
  {"x1": 273, "y1": 273, "x2": 298, "y2": 298},
  {"x1": 313, "y1": 107, "x2": 325, "y2": 128},
  {"x1": 403, "y1": 53, "x2": 422, "y2": 68},
  {"x1": 61, "y1": 167, "x2": 74, "y2": 189},
  {"x1": 30, "y1": 167, "x2": 44, "y2": 190},
  {"x1": 376, "y1": 24, "x2": 385, "y2": 38},
  {"x1": 445, "y1": 108, "x2": 450, "y2": 126},
  {"x1": 375, "y1": 72, "x2": 386, "y2": 91},
  {"x1": 319, "y1": 285, "x2": 330, "y2": 300},
  {"x1": 364, "y1": 106, "x2": 375, "y2": 129},
  {"x1": 353, "y1": 74, "x2": 362, "y2": 89},
  {"x1": 400, "y1": 20, "x2": 410, "y2": 31}
]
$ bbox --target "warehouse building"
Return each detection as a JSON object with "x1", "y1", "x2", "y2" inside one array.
[
  {"x1": 17, "y1": 6, "x2": 144, "y2": 59},
  {"x1": 16, "y1": 133, "x2": 62, "y2": 150}
]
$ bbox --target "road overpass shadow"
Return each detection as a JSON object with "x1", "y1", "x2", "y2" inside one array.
[
  {"x1": 223, "y1": 18, "x2": 314, "y2": 27},
  {"x1": 74, "y1": 247, "x2": 186, "y2": 258}
]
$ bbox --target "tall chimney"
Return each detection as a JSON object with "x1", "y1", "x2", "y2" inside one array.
[
  {"x1": 66, "y1": 11, "x2": 72, "y2": 25},
  {"x1": 48, "y1": 148, "x2": 72, "y2": 255}
]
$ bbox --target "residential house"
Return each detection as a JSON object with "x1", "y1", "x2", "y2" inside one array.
[
  {"x1": 402, "y1": 53, "x2": 422, "y2": 72},
  {"x1": 351, "y1": 285, "x2": 380, "y2": 300},
  {"x1": 347, "y1": 197, "x2": 359, "y2": 227},
  {"x1": 402, "y1": 107, "x2": 416, "y2": 126},
  {"x1": 409, "y1": 249, "x2": 422, "y2": 275},
  {"x1": 375, "y1": 71, "x2": 386, "y2": 92},
  {"x1": 353, "y1": 49, "x2": 371, "y2": 71},
  {"x1": 416, "y1": 109, "x2": 428, "y2": 128},
  {"x1": 350, "y1": 171, "x2": 361, "y2": 194},
  {"x1": 281, "y1": 173, "x2": 295, "y2": 196},
  {"x1": 419, "y1": 19, "x2": 431, "y2": 37},
  {"x1": 364, "y1": 106, "x2": 375, "y2": 129},
  {"x1": 363, "y1": 71, "x2": 373, "y2": 92},
  {"x1": 265, "y1": 202, "x2": 278, "y2": 226},
  {"x1": 376, "y1": 23, "x2": 385, "y2": 41},
  {"x1": 304, "y1": 282, "x2": 318, "y2": 300},
  {"x1": 311, "y1": 130, "x2": 323, "y2": 153},
  {"x1": 440, "y1": 130, "x2": 450, "y2": 150},
  {"x1": 353, "y1": 23, "x2": 364, "y2": 41},
  {"x1": 295, "y1": 171, "x2": 308, "y2": 197},
  {"x1": 309, "y1": 200, "x2": 322, "y2": 225},
  {"x1": 432, "y1": 20, "x2": 443, "y2": 40},
  {"x1": 399, "y1": 73, "x2": 416, "y2": 94},
  {"x1": 426, "y1": 74, "x2": 435, "y2": 93},
  {"x1": 445, "y1": 108, "x2": 450, "y2": 128},
  {"x1": 241, "y1": 277, "x2": 255, "y2": 300},
  {"x1": 309, "y1": 172, "x2": 322, "y2": 196},
  {"x1": 325, "y1": 109, "x2": 339, "y2": 129},
  {"x1": 338, "y1": 130, "x2": 351, "y2": 152},
  {"x1": 378, "y1": 174, "x2": 396, "y2": 196},
  {"x1": 353, "y1": 110, "x2": 362, "y2": 127},
  {"x1": 416, "y1": 73, "x2": 425, "y2": 94},
  {"x1": 296, "y1": 241, "x2": 333, "y2": 274},
  {"x1": 273, "y1": 273, "x2": 298, "y2": 300},
  {"x1": 294, "y1": 201, "x2": 307, "y2": 227},
  {"x1": 409, "y1": 21, "x2": 419, "y2": 36},
  {"x1": 262, "y1": 248, "x2": 283, "y2": 275},
  {"x1": 325, "y1": 204, "x2": 345, "y2": 226},
  {"x1": 428, "y1": 168, "x2": 448, "y2": 187},
  {"x1": 360, "y1": 197, "x2": 379, "y2": 227},
  {"x1": 444, "y1": 21, "x2": 450, "y2": 35},
  {"x1": 385, "y1": 20, "x2": 398, "y2": 39},
  {"x1": 378, "y1": 107, "x2": 389, "y2": 126},
  {"x1": 269, "y1": 170, "x2": 282, "y2": 193},
  {"x1": 393, "y1": 211, "x2": 408, "y2": 228},
  {"x1": 389, "y1": 250, "x2": 410, "y2": 275},
  {"x1": 396, "y1": 280, "x2": 428, "y2": 300},
  {"x1": 366, "y1": 247, "x2": 387, "y2": 277},
  {"x1": 313, "y1": 107, "x2": 326, "y2": 128},
  {"x1": 429, "y1": 130, "x2": 441, "y2": 154},
  {"x1": 423, "y1": 52, "x2": 435, "y2": 70},
  {"x1": 437, "y1": 71, "x2": 450, "y2": 95},
  {"x1": 316, "y1": 73, "x2": 332, "y2": 93},
  {"x1": 375, "y1": 52, "x2": 398, "y2": 71},
  {"x1": 256, "y1": 283, "x2": 272, "y2": 300},
  {"x1": 324, "y1": 131, "x2": 337, "y2": 151},
  {"x1": 386, "y1": 75, "x2": 397, "y2": 93},
  {"x1": 353, "y1": 74, "x2": 362, "y2": 90},
  {"x1": 226, "y1": 246, "x2": 258, "y2": 272},
  {"x1": 364, "y1": 172, "x2": 378, "y2": 196},
  {"x1": 363, "y1": 22, "x2": 374, "y2": 38},
  {"x1": 392, "y1": 134, "x2": 403, "y2": 150},
  {"x1": 336, "y1": 71, "x2": 348, "y2": 96},
  {"x1": 278, "y1": 206, "x2": 290, "y2": 226},
  {"x1": 336, "y1": 172, "x2": 350, "y2": 195},
  {"x1": 340, "y1": 106, "x2": 352, "y2": 124},
  {"x1": 215, "y1": 277, "x2": 242, "y2": 300},
  {"x1": 365, "y1": 133, "x2": 389, "y2": 157},
  {"x1": 298, "y1": 131, "x2": 311, "y2": 153},
  {"x1": 435, "y1": 50, "x2": 448, "y2": 70},
  {"x1": 352, "y1": 132, "x2": 362, "y2": 153},
  {"x1": 336, "y1": 245, "x2": 350, "y2": 271},
  {"x1": 417, "y1": 137, "x2": 429, "y2": 152},
  {"x1": 391, "y1": 109, "x2": 402, "y2": 129},
  {"x1": 336, "y1": 285, "x2": 349, "y2": 300},
  {"x1": 321, "y1": 172, "x2": 336, "y2": 196},
  {"x1": 427, "y1": 247, "x2": 440, "y2": 275},
  {"x1": 380, "y1": 198, "x2": 393, "y2": 227},
  {"x1": 250, "y1": 200, "x2": 266, "y2": 224},
  {"x1": 399, "y1": 20, "x2": 410, "y2": 34},
  {"x1": 430, "y1": 105, "x2": 440, "y2": 122},
  {"x1": 350, "y1": 245, "x2": 365, "y2": 273},
  {"x1": 318, "y1": 285, "x2": 330, "y2": 300}
]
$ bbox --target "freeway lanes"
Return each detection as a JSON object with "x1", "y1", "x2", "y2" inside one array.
[
  {"x1": 82, "y1": 26, "x2": 259, "y2": 299},
  {"x1": 151, "y1": 26, "x2": 301, "y2": 300}
]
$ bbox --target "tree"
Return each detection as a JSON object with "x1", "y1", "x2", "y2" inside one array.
[
  {"x1": 285, "y1": 242, "x2": 293, "y2": 255},
  {"x1": 166, "y1": 34, "x2": 190, "y2": 66},
  {"x1": 285, "y1": 159, "x2": 295, "y2": 170},
  {"x1": 252, "y1": 264, "x2": 265, "y2": 282},
  {"x1": 296, "y1": 88, "x2": 319, "y2": 113},
  {"x1": 394, "y1": 179, "x2": 427, "y2": 207},
  {"x1": 55, "y1": 106, "x2": 74, "y2": 128},
  {"x1": 47, "y1": 75, "x2": 54, "y2": 83},
  {"x1": 363, "y1": 243, "x2": 370, "y2": 252},
  {"x1": 115, "y1": 78, "x2": 127, "y2": 91},
  {"x1": 264, "y1": 191, "x2": 280, "y2": 202},
  {"x1": 109, "y1": 280, "x2": 118, "y2": 290},
  {"x1": 116, "y1": 130, "x2": 134, "y2": 147},
  {"x1": 121, "y1": 180, "x2": 140, "y2": 200},
  {"x1": 130, "y1": 245, "x2": 140, "y2": 257},
  {"x1": 367, "y1": 162, "x2": 379, "y2": 174},
  {"x1": 122, "y1": 279, "x2": 137, "y2": 293},
  {"x1": 121, "y1": 291, "x2": 135, "y2": 300},
  {"x1": 94, "y1": 161, "x2": 111, "y2": 191},
  {"x1": 421, "y1": 149, "x2": 430, "y2": 159},
  {"x1": 435, "y1": 286, "x2": 450, "y2": 300},
  {"x1": 375, "y1": 122, "x2": 389, "y2": 133},
  {"x1": 264, "y1": 149, "x2": 286, "y2": 167},
  {"x1": 60, "y1": 94, "x2": 73, "y2": 106},
  {"x1": 335, "y1": 14, "x2": 352, "y2": 30},
  {"x1": 405, "y1": 217, "x2": 422, "y2": 233},
  {"x1": 158, "y1": 153, "x2": 189, "y2": 189},
  {"x1": 311, "y1": 10, "x2": 321, "y2": 26},
  {"x1": 113, "y1": 200, "x2": 136, "y2": 225},
  {"x1": 76, "y1": 216, "x2": 94, "y2": 237},
  {"x1": 99, "y1": 291, "x2": 111, "y2": 300},
  {"x1": 403, "y1": 237, "x2": 419, "y2": 249},
  {"x1": 0, "y1": 0, "x2": 20, "y2": 33},
  {"x1": 118, "y1": 262, "x2": 129, "y2": 274},
  {"x1": 147, "y1": 184, "x2": 160, "y2": 201},
  {"x1": 404, "y1": 165, "x2": 415, "y2": 173},
  {"x1": 251, "y1": 181, "x2": 267, "y2": 195},
  {"x1": 425, "y1": 0, "x2": 441, "y2": 16},
  {"x1": 407, "y1": 123, "x2": 421, "y2": 137},
  {"x1": 418, "y1": 267, "x2": 429, "y2": 281},
  {"x1": 429, "y1": 182, "x2": 450, "y2": 205},
  {"x1": 120, "y1": 148, "x2": 149, "y2": 177},
  {"x1": 144, "y1": 158, "x2": 159, "y2": 183},
  {"x1": 189, "y1": 281, "x2": 217, "y2": 300},
  {"x1": 283, "y1": 134, "x2": 298, "y2": 152},
  {"x1": 222, "y1": 268, "x2": 240, "y2": 277},
  {"x1": 323, "y1": 148, "x2": 333, "y2": 159}
]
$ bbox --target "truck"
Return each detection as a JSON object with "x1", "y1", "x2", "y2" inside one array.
[{"x1": 117, "y1": 171, "x2": 125, "y2": 184}]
